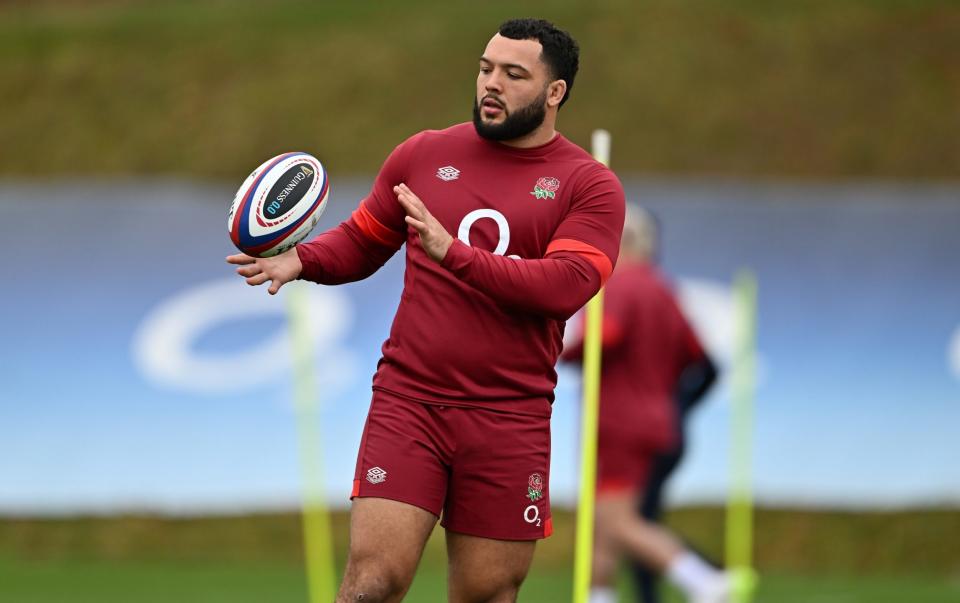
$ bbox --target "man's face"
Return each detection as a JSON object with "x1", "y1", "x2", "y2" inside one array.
[{"x1": 473, "y1": 34, "x2": 553, "y2": 141}]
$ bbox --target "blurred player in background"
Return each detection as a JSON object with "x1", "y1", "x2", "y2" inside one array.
[
  {"x1": 562, "y1": 205, "x2": 725, "y2": 603},
  {"x1": 228, "y1": 18, "x2": 624, "y2": 603},
  {"x1": 631, "y1": 213, "x2": 719, "y2": 603}
]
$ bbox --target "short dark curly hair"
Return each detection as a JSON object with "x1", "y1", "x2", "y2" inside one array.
[{"x1": 498, "y1": 18, "x2": 580, "y2": 108}]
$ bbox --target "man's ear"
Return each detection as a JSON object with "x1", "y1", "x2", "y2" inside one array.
[{"x1": 547, "y1": 79, "x2": 567, "y2": 108}]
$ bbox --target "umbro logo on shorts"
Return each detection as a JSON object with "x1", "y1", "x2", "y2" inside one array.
[
  {"x1": 436, "y1": 166, "x2": 460, "y2": 181},
  {"x1": 366, "y1": 466, "x2": 387, "y2": 484}
]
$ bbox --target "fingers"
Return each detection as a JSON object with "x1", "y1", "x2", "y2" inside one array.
[
  {"x1": 234, "y1": 259, "x2": 273, "y2": 288},
  {"x1": 394, "y1": 183, "x2": 427, "y2": 221},
  {"x1": 404, "y1": 215, "x2": 427, "y2": 233},
  {"x1": 245, "y1": 272, "x2": 270, "y2": 287},
  {"x1": 235, "y1": 263, "x2": 262, "y2": 278},
  {"x1": 226, "y1": 253, "x2": 256, "y2": 265},
  {"x1": 229, "y1": 252, "x2": 292, "y2": 294},
  {"x1": 240, "y1": 266, "x2": 285, "y2": 293},
  {"x1": 395, "y1": 190, "x2": 418, "y2": 217},
  {"x1": 394, "y1": 183, "x2": 419, "y2": 202}
]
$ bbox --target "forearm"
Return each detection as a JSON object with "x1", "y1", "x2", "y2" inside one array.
[
  {"x1": 441, "y1": 240, "x2": 601, "y2": 320},
  {"x1": 296, "y1": 218, "x2": 398, "y2": 285},
  {"x1": 676, "y1": 355, "x2": 718, "y2": 413}
]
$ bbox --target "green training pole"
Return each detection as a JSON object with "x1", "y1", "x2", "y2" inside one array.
[
  {"x1": 572, "y1": 129, "x2": 611, "y2": 603},
  {"x1": 726, "y1": 270, "x2": 759, "y2": 603},
  {"x1": 287, "y1": 282, "x2": 337, "y2": 603}
]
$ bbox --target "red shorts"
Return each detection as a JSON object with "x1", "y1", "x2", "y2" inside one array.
[
  {"x1": 596, "y1": 431, "x2": 659, "y2": 497},
  {"x1": 352, "y1": 388, "x2": 553, "y2": 540}
]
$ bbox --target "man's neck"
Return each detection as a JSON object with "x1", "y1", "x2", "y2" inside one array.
[{"x1": 500, "y1": 122, "x2": 558, "y2": 149}]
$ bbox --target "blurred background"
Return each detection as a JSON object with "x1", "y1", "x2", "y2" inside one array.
[{"x1": 1, "y1": 0, "x2": 958, "y2": 601}]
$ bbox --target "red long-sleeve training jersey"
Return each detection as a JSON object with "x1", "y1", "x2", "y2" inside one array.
[
  {"x1": 297, "y1": 123, "x2": 625, "y2": 416},
  {"x1": 563, "y1": 261, "x2": 706, "y2": 449}
]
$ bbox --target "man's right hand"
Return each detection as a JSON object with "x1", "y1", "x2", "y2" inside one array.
[{"x1": 226, "y1": 247, "x2": 303, "y2": 295}]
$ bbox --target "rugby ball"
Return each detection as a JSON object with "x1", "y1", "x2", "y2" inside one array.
[{"x1": 228, "y1": 152, "x2": 330, "y2": 257}]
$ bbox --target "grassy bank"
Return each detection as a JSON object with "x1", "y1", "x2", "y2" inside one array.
[
  {"x1": 3, "y1": 506, "x2": 958, "y2": 573},
  {"x1": 1, "y1": 0, "x2": 958, "y2": 179},
  {"x1": 2, "y1": 507, "x2": 959, "y2": 601}
]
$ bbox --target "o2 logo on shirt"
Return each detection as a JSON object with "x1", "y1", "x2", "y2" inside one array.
[{"x1": 457, "y1": 209, "x2": 519, "y2": 259}]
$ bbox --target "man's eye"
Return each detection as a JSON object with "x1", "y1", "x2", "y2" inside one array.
[{"x1": 508, "y1": 73, "x2": 522, "y2": 79}]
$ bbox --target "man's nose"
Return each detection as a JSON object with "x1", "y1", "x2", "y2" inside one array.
[{"x1": 484, "y1": 71, "x2": 504, "y2": 94}]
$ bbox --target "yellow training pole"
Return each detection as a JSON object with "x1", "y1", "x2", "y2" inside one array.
[
  {"x1": 572, "y1": 129, "x2": 611, "y2": 603},
  {"x1": 726, "y1": 270, "x2": 759, "y2": 603},
  {"x1": 287, "y1": 282, "x2": 337, "y2": 603}
]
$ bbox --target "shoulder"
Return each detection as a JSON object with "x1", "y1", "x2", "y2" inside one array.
[
  {"x1": 384, "y1": 124, "x2": 477, "y2": 165},
  {"x1": 566, "y1": 158, "x2": 625, "y2": 215},
  {"x1": 389, "y1": 123, "x2": 473, "y2": 148},
  {"x1": 634, "y1": 264, "x2": 672, "y2": 292},
  {"x1": 547, "y1": 138, "x2": 623, "y2": 196},
  {"x1": 407, "y1": 122, "x2": 477, "y2": 147},
  {"x1": 617, "y1": 263, "x2": 666, "y2": 297},
  {"x1": 612, "y1": 261, "x2": 643, "y2": 283},
  {"x1": 382, "y1": 123, "x2": 474, "y2": 168},
  {"x1": 646, "y1": 268, "x2": 685, "y2": 312},
  {"x1": 575, "y1": 161, "x2": 623, "y2": 194},
  {"x1": 551, "y1": 136, "x2": 615, "y2": 172}
]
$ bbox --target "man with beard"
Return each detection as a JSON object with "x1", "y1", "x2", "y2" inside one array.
[{"x1": 228, "y1": 18, "x2": 624, "y2": 603}]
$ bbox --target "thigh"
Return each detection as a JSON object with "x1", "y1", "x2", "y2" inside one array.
[
  {"x1": 352, "y1": 390, "x2": 452, "y2": 516},
  {"x1": 596, "y1": 492, "x2": 681, "y2": 573},
  {"x1": 597, "y1": 432, "x2": 655, "y2": 497},
  {"x1": 595, "y1": 491, "x2": 639, "y2": 540},
  {"x1": 446, "y1": 531, "x2": 536, "y2": 603},
  {"x1": 338, "y1": 497, "x2": 437, "y2": 602},
  {"x1": 441, "y1": 408, "x2": 552, "y2": 541}
]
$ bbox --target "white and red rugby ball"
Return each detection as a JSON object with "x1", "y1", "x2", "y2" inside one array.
[{"x1": 228, "y1": 152, "x2": 330, "y2": 257}]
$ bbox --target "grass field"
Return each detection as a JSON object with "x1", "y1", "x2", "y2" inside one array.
[
  {"x1": 2, "y1": 508, "x2": 958, "y2": 602},
  {"x1": 2, "y1": 554, "x2": 959, "y2": 602},
  {"x1": 1, "y1": 0, "x2": 958, "y2": 179}
]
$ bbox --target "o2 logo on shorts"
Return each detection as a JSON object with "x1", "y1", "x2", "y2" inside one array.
[{"x1": 524, "y1": 505, "x2": 541, "y2": 527}]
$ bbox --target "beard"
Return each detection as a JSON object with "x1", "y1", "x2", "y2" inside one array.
[{"x1": 473, "y1": 89, "x2": 548, "y2": 141}]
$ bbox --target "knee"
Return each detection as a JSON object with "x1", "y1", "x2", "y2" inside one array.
[
  {"x1": 453, "y1": 570, "x2": 527, "y2": 603},
  {"x1": 486, "y1": 584, "x2": 522, "y2": 603},
  {"x1": 457, "y1": 581, "x2": 523, "y2": 603},
  {"x1": 338, "y1": 552, "x2": 413, "y2": 602},
  {"x1": 592, "y1": 543, "x2": 619, "y2": 585}
]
